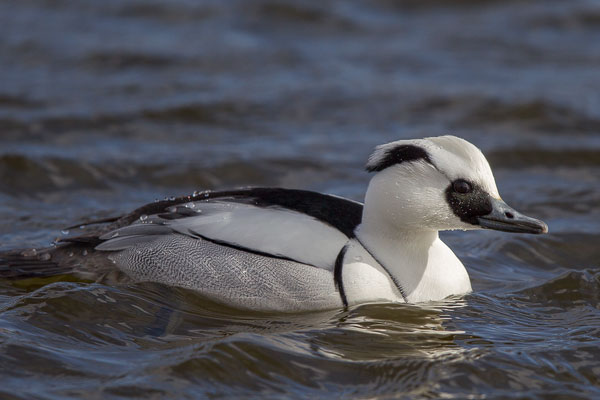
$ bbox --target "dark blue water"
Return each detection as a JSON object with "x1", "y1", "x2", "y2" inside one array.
[{"x1": 1, "y1": 0, "x2": 599, "y2": 398}]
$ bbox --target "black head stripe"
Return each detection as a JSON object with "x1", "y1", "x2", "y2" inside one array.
[
  {"x1": 366, "y1": 144, "x2": 432, "y2": 173},
  {"x1": 445, "y1": 183, "x2": 493, "y2": 224}
]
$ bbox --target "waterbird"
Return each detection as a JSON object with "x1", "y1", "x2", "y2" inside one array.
[{"x1": 0, "y1": 136, "x2": 547, "y2": 311}]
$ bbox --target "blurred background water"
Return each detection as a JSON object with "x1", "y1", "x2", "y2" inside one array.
[{"x1": 0, "y1": 0, "x2": 599, "y2": 398}]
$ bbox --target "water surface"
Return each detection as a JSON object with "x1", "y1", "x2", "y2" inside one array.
[{"x1": 1, "y1": 0, "x2": 599, "y2": 398}]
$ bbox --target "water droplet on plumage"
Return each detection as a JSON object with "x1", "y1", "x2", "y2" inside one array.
[
  {"x1": 21, "y1": 248, "x2": 37, "y2": 257},
  {"x1": 61, "y1": 229, "x2": 70, "y2": 235},
  {"x1": 39, "y1": 253, "x2": 51, "y2": 261},
  {"x1": 139, "y1": 214, "x2": 148, "y2": 222}
]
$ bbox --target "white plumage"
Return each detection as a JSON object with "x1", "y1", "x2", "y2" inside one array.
[{"x1": 92, "y1": 135, "x2": 547, "y2": 311}]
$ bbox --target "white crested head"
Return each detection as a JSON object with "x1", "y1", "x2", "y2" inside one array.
[
  {"x1": 361, "y1": 135, "x2": 501, "y2": 233},
  {"x1": 366, "y1": 135, "x2": 499, "y2": 199}
]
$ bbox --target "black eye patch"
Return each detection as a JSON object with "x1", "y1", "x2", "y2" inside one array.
[{"x1": 445, "y1": 181, "x2": 492, "y2": 225}]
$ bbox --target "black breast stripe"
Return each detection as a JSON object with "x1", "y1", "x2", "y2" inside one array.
[
  {"x1": 355, "y1": 239, "x2": 408, "y2": 303},
  {"x1": 334, "y1": 245, "x2": 349, "y2": 307}
]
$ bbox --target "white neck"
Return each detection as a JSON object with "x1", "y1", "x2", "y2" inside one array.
[{"x1": 355, "y1": 212, "x2": 472, "y2": 303}]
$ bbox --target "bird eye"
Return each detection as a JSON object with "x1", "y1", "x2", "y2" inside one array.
[{"x1": 453, "y1": 179, "x2": 472, "y2": 194}]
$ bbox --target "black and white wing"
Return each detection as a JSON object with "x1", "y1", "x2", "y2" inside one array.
[{"x1": 95, "y1": 188, "x2": 363, "y2": 271}]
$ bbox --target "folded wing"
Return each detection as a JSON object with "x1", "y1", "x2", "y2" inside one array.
[{"x1": 95, "y1": 189, "x2": 363, "y2": 271}]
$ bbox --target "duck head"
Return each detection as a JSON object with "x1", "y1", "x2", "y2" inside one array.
[{"x1": 362, "y1": 135, "x2": 548, "y2": 235}]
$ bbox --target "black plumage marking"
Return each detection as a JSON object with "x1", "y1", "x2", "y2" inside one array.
[
  {"x1": 64, "y1": 215, "x2": 120, "y2": 230},
  {"x1": 366, "y1": 144, "x2": 432, "y2": 173},
  {"x1": 356, "y1": 238, "x2": 408, "y2": 302},
  {"x1": 191, "y1": 232, "x2": 300, "y2": 264},
  {"x1": 334, "y1": 245, "x2": 349, "y2": 307},
  {"x1": 140, "y1": 188, "x2": 363, "y2": 238},
  {"x1": 64, "y1": 188, "x2": 363, "y2": 250},
  {"x1": 59, "y1": 236, "x2": 103, "y2": 246},
  {"x1": 445, "y1": 182, "x2": 493, "y2": 225},
  {"x1": 158, "y1": 206, "x2": 199, "y2": 220},
  {"x1": 227, "y1": 188, "x2": 363, "y2": 238}
]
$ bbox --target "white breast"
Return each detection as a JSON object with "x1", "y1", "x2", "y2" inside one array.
[{"x1": 404, "y1": 238, "x2": 472, "y2": 303}]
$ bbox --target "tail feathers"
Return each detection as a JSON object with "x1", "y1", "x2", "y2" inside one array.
[{"x1": 0, "y1": 250, "x2": 74, "y2": 279}]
